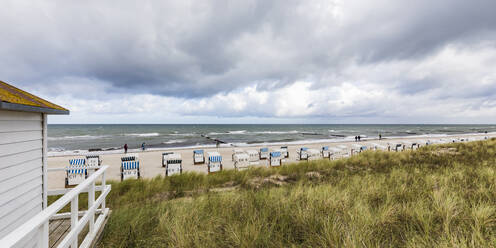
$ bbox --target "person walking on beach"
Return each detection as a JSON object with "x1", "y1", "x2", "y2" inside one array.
[
  {"x1": 141, "y1": 142, "x2": 146, "y2": 151},
  {"x1": 355, "y1": 136, "x2": 358, "y2": 142},
  {"x1": 379, "y1": 133, "x2": 382, "y2": 140},
  {"x1": 124, "y1": 143, "x2": 128, "y2": 153},
  {"x1": 358, "y1": 135, "x2": 361, "y2": 142}
]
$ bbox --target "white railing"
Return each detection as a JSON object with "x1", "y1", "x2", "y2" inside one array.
[{"x1": 0, "y1": 165, "x2": 111, "y2": 248}]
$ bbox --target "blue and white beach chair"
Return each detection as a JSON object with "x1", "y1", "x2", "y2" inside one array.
[
  {"x1": 270, "y1": 151, "x2": 282, "y2": 167},
  {"x1": 121, "y1": 160, "x2": 140, "y2": 180},
  {"x1": 193, "y1": 150, "x2": 205, "y2": 164},
  {"x1": 259, "y1": 147, "x2": 269, "y2": 160},
  {"x1": 66, "y1": 158, "x2": 87, "y2": 187},
  {"x1": 207, "y1": 152, "x2": 222, "y2": 174},
  {"x1": 298, "y1": 147, "x2": 309, "y2": 160},
  {"x1": 322, "y1": 146, "x2": 330, "y2": 159}
]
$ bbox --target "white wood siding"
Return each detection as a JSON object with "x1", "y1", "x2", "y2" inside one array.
[{"x1": 0, "y1": 110, "x2": 44, "y2": 240}]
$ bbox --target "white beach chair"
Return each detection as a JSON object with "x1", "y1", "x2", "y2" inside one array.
[
  {"x1": 66, "y1": 158, "x2": 87, "y2": 187},
  {"x1": 232, "y1": 148, "x2": 245, "y2": 161},
  {"x1": 85, "y1": 155, "x2": 101, "y2": 176},
  {"x1": 280, "y1": 146, "x2": 289, "y2": 158},
  {"x1": 162, "y1": 152, "x2": 174, "y2": 167},
  {"x1": 193, "y1": 150, "x2": 205, "y2": 164},
  {"x1": 259, "y1": 147, "x2": 269, "y2": 160},
  {"x1": 307, "y1": 149, "x2": 321, "y2": 160},
  {"x1": 234, "y1": 152, "x2": 250, "y2": 170},
  {"x1": 165, "y1": 153, "x2": 182, "y2": 176},
  {"x1": 370, "y1": 143, "x2": 387, "y2": 151},
  {"x1": 270, "y1": 151, "x2": 282, "y2": 167},
  {"x1": 207, "y1": 152, "x2": 222, "y2": 174},
  {"x1": 247, "y1": 150, "x2": 260, "y2": 165},
  {"x1": 329, "y1": 147, "x2": 343, "y2": 159}
]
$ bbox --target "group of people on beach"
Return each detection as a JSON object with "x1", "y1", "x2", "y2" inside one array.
[
  {"x1": 355, "y1": 133, "x2": 382, "y2": 142},
  {"x1": 123, "y1": 142, "x2": 146, "y2": 153}
]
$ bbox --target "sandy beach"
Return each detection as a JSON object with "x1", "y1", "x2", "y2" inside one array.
[{"x1": 46, "y1": 133, "x2": 493, "y2": 189}]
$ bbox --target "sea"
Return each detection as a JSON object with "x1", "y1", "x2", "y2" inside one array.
[{"x1": 47, "y1": 124, "x2": 496, "y2": 156}]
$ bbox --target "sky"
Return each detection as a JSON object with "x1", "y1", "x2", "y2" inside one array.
[{"x1": 1, "y1": 0, "x2": 496, "y2": 124}]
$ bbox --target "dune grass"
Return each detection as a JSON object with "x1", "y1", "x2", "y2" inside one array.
[{"x1": 88, "y1": 140, "x2": 496, "y2": 247}]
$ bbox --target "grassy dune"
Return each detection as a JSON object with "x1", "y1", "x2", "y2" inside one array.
[{"x1": 93, "y1": 140, "x2": 496, "y2": 247}]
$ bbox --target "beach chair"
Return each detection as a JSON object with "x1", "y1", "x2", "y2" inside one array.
[
  {"x1": 121, "y1": 154, "x2": 139, "y2": 161},
  {"x1": 247, "y1": 150, "x2": 260, "y2": 165},
  {"x1": 86, "y1": 155, "x2": 101, "y2": 167},
  {"x1": 270, "y1": 151, "x2": 282, "y2": 167},
  {"x1": 162, "y1": 152, "x2": 174, "y2": 167},
  {"x1": 232, "y1": 148, "x2": 245, "y2": 161},
  {"x1": 322, "y1": 146, "x2": 331, "y2": 159},
  {"x1": 259, "y1": 147, "x2": 269, "y2": 160},
  {"x1": 280, "y1": 146, "x2": 289, "y2": 158},
  {"x1": 193, "y1": 150, "x2": 205, "y2": 164},
  {"x1": 371, "y1": 143, "x2": 387, "y2": 151},
  {"x1": 121, "y1": 154, "x2": 140, "y2": 181},
  {"x1": 234, "y1": 152, "x2": 250, "y2": 170},
  {"x1": 121, "y1": 161, "x2": 140, "y2": 180},
  {"x1": 165, "y1": 153, "x2": 182, "y2": 176},
  {"x1": 85, "y1": 155, "x2": 101, "y2": 176},
  {"x1": 298, "y1": 147, "x2": 309, "y2": 160},
  {"x1": 393, "y1": 144, "x2": 403, "y2": 152},
  {"x1": 328, "y1": 147, "x2": 342, "y2": 159},
  {"x1": 207, "y1": 152, "x2": 222, "y2": 174},
  {"x1": 307, "y1": 149, "x2": 321, "y2": 160},
  {"x1": 66, "y1": 158, "x2": 87, "y2": 187}
]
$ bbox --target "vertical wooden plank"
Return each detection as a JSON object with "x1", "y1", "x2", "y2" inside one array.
[
  {"x1": 88, "y1": 182, "x2": 95, "y2": 233},
  {"x1": 70, "y1": 197, "x2": 78, "y2": 248},
  {"x1": 42, "y1": 114, "x2": 48, "y2": 248},
  {"x1": 42, "y1": 113, "x2": 47, "y2": 209}
]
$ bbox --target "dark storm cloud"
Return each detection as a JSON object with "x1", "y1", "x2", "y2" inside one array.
[{"x1": 1, "y1": 0, "x2": 496, "y2": 101}]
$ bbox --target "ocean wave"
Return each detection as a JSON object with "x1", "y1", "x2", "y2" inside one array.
[
  {"x1": 169, "y1": 133, "x2": 197, "y2": 136},
  {"x1": 163, "y1": 139, "x2": 186, "y2": 144},
  {"x1": 228, "y1": 130, "x2": 247, "y2": 134},
  {"x1": 125, "y1": 133, "x2": 160, "y2": 137},
  {"x1": 252, "y1": 130, "x2": 299, "y2": 134},
  {"x1": 207, "y1": 132, "x2": 227, "y2": 135},
  {"x1": 48, "y1": 135, "x2": 108, "y2": 141}
]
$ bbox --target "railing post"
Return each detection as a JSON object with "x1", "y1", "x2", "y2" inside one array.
[
  {"x1": 89, "y1": 181, "x2": 95, "y2": 233},
  {"x1": 71, "y1": 196, "x2": 78, "y2": 248},
  {"x1": 101, "y1": 171, "x2": 106, "y2": 209}
]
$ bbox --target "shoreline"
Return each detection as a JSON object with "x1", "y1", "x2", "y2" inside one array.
[{"x1": 46, "y1": 132, "x2": 494, "y2": 189}]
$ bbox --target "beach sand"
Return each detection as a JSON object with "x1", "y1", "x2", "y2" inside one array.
[{"x1": 47, "y1": 133, "x2": 492, "y2": 189}]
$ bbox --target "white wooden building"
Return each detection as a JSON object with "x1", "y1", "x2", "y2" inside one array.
[{"x1": 0, "y1": 81, "x2": 111, "y2": 248}]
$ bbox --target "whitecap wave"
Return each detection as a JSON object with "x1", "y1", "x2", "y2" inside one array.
[
  {"x1": 163, "y1": 139, "x2": 186, "y2": 144},
  {"x1": 228, "y1": 130, "x2": 247, "y2": 134},
  {"x1": 48, "y1": 135, "x2": 108, "y2": 141},
  {"x1": 169, "y1": 133, "x2": 196, "y2": 136},
  {"x1": 125, "y1": 133, "x2": 160, "y2": 137},
  {"x1": 252, "y1": 130, "x2": 299, "y2": 134}
]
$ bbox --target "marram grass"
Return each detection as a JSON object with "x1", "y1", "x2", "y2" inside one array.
[{"x1": 87, "y1": 140, "x2": 496, "y2": 247}]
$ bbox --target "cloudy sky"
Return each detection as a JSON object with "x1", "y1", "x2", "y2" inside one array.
[{"x1": 1, "y1": 0, "x2": 496, "y2": 124}]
